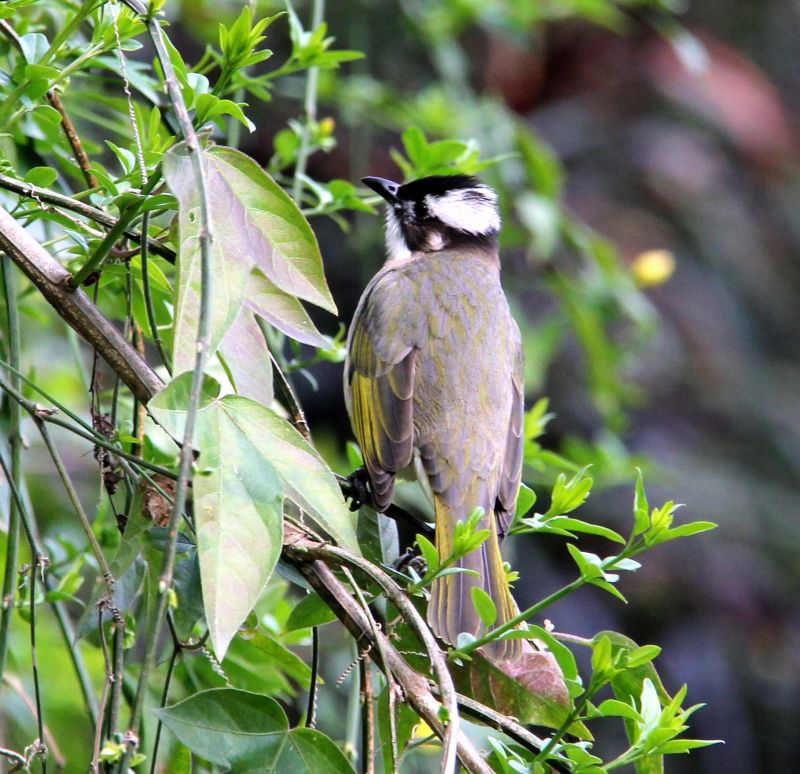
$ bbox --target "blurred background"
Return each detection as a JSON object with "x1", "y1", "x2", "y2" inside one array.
[{"x1": 3, "y1": 0, "x2": 800, "y2": 770}]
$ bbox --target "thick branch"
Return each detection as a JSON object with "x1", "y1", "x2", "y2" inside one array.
[{"x1": 0, "y1": 205, "x2": 163, "y2": 403}]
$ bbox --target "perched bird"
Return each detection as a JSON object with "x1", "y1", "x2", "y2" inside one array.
[{"x1": 344, "y1": 173, "x2": 524, "y2": 661}]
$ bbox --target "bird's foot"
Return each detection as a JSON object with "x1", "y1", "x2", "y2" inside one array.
[
  {"x1": 344, "y1": 467, "x2": 374, "y2": 512},
  {"x1": 395, "y1": 544, "x2": 426, "y2": 576}
]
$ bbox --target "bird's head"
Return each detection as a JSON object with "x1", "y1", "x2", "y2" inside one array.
[{"x1": 362, "y1": 174, "x2": 501, "y2": 261}]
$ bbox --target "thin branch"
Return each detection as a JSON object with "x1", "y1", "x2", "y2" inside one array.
[
  {"x1": 36, "y1": 421, "x2": 115, "y2": 588},
  {"x1": 92, "y1": 609, "x2": 112, "y2": 774},
  {"x1": 305, "y1": 624, "x2": 320, "y2": 728},
  {"x1": 28, "y1": 558, "x2": 47, "y2": 774},
  {"x1": 46, "y1": 90, "x2": 99, "y2": 190},
  {"x1": 139, "y1": 211, "x2": 172, "y2": 373},
  {"x1": 0, "y1": 205, "x2": 164, "y2": 403},
  {"x1": 149, "y1": 644, "x2": 180, "y2": 774},
  {"x1": 2, "y1": 674, "x2": 65, "y2": 770},
  {"x1": 0, "y1": 173, "x2": 175, "y2": 261},
  {"x1": 359, "y1": 656, "x2": 376, "y2": 774},
  {"x1": 0, "y1": 256, "x2": 22, "y2": 703}
]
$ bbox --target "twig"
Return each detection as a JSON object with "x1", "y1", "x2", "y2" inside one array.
[
  {"x1": 0, "y1": 173, "x2": 175, "y2": 261},
  {"x1": 294, "y1": 537, "x2": 461, "y2": 774},
  {"x1": 305, "y1": 624, "x2": 320, "y2": 728},
  {"x1": 149, "y1": 644, "x2": 180, "y2": 774},
  {"x1": 46, "y1": 90, "x2": 98, "y2": 189},
  {"x1": 270, "y1": 350, "x2": 310, "y2": 440},
  {"x1": 139, "y1": 211, "x2": 172, "y2": 373},
  {"x1": 108, "y1": 606, "x2": 126, "y2": 740},
  {"x1": 118, "y1": 2, "x2": 214, "y2": 769},
  {"x1": 36, "y1": 421, "x2": 115, "y2": 590},
  {"x1": 0, "y1": 256, "x2": 21, "y2": 703},
  {"x1": 28, "y1": 557, "x2": 47, "y2": 774},
  {"x1": 92, "y1": 609, "x2": 112, "y2": 774},
  {"x1": 2, "y1": 675, "x2": 65, "y2": 770},
  {"x1": 0, "y1": 447, "x2": 49, "y2": 773},
  {"x1": 0, "y1": 204, "x2": 164, "y2": 403},
  {"x1": 359, "y1": 656, "x2": 376, "y2": 774}
]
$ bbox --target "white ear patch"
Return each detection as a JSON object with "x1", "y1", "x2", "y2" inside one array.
[{"x1": 425, "y1": 186, "x2": 500, "y2": 236}]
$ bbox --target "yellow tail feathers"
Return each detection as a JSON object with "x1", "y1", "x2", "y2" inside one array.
[{"x1": 427, "y1": 495, "x2": 522, "y2": 662}]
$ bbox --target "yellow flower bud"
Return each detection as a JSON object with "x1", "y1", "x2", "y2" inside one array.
[{"x1": 631, "y1": 249, "x2": 676, "y2": 288}]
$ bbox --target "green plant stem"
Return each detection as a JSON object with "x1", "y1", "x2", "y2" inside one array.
[
  {"x1": 0, "y1": 257, "x2": 21, "y2": 704},
  {"x1": 149, "y1": 644, "x2": 180, "y2": 774},
  {"x1": 28, "y1": 540, "x2": 46, "y2": 765},
  {"x1": 93, "y1": 609, "x2": 113, "y2": 773},
  {"x1": 72, "y1": 174, "x2": 161, "y2": 288},
  {"x1": 305, "y1": 624, "x2": 319, "y2": 727},
  {"x1": 0, "y1": 368, "x2": 176, "y2": 479},
  {"x1": 450, "y1": 542, "x2": 645, "y2": 660},
  {"x1": 109, "y1": 622, "x2": 126, "y2": 739},
  {"x1": 118, "y1": 3, "x2": 214, "y2": 770},
  {"x1": 139, "y1": 211, "x2": 172, "y2": 373},
  {"x1": 0, "y1": 174, "x2": 175, "y2": 262},
  {"x1": 291, "y1": 0, "x2": 324, "y2": 203},
  {"x1": 534, "y1": 688, "x2": 597, "y2": 765},
  {"x1": 0, "y1": 451, "x2": 46, "y2": 771},
  {"x1": 45, "y1": 577, "x2": 99, "y2": 728},
  {"x1": 35, "y1": 421, "x2": 115, "y2": 586}
]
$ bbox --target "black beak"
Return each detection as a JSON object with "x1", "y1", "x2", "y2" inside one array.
[{"x1": 362, "y1": 176, "x2": 400, "y2": 203}]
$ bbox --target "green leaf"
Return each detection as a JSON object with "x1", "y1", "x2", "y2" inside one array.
[
  {"x1": 208, "y1": 147, "x2": 335, "y2": 312},
  {"x1": 246, "y1": 269, "x2": 328, "y2": 348},
  {"x1": 218, "y1": 306, "x2": 274, "y2": 406},
  {"x1": 452, "y1": 646, "x2": 579, "y2": 734},
  {"x1": 514, "y1": 482, "x2": 536, "y2": 518},
  {"x1": 150, "y1": 373, "x2": 358, "y2": 656},
  {"x1": 285, "y1": 592, "x2": 338, "y2": 631},
  {"x1": 633, "y1": 467, "x2": 650, "y2": 536},
  {"x1": 659, "y1": 521, "x2": 717, "y2": 543},
  {"x1": 154, "y1": 688, "x2": 355, "y2": 772},
  {"x1": 415, "y1": 534, "x2": 439, "y2": 574},
  {"x1": 164, "y1": 144, "x2": 335, "y2": 373},
  {"x1": 471, "y1": 586, "x2": 497, "y2": 628}
]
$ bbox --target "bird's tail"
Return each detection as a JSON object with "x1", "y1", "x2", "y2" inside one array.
[{"x1": 427, "y1": 491, "x2": 522, "y2": 662}]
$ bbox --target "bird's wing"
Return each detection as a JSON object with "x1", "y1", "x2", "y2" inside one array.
[
  {"x1": 345, "y1": 269, "x2": 418, "y2": 511},
  {"x1": 495, "y1": 321, "x2": 525, "y2": 540}
]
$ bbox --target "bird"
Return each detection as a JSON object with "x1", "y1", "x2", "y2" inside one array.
[{"x1": 344, "y1": 173, "x2": 524, "y2": 661}]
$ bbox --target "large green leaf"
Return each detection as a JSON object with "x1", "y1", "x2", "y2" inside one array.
[
  {"x1": 154, "y1": 688, "x2": 355, "y2": 772},
  {"x1": 164, "y1": 144, "x2": 336, "y2": 374},
  {"x1": 208, "y1": 147, "x2": 336, "y2": 313},
  {"x1": 164, "y1": 145, "x2": 251, "y2": 375},
  {"x1": 246, "y1": 269, "x2": 328, "y2": 348},
  {"x1": 149, "y1": 373, "x2": 359, "y2": 658},
  {"x1": 219, "y1": 305, "x2": 274, "y2": 406}
]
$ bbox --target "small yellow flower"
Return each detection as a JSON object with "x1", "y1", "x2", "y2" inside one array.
[
  {"x1": 319, "y1": 117, "x2": 335, "y2": 136},
  {"x1": 631, "y1": 249, "x2": 676, "y2": 288}
]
